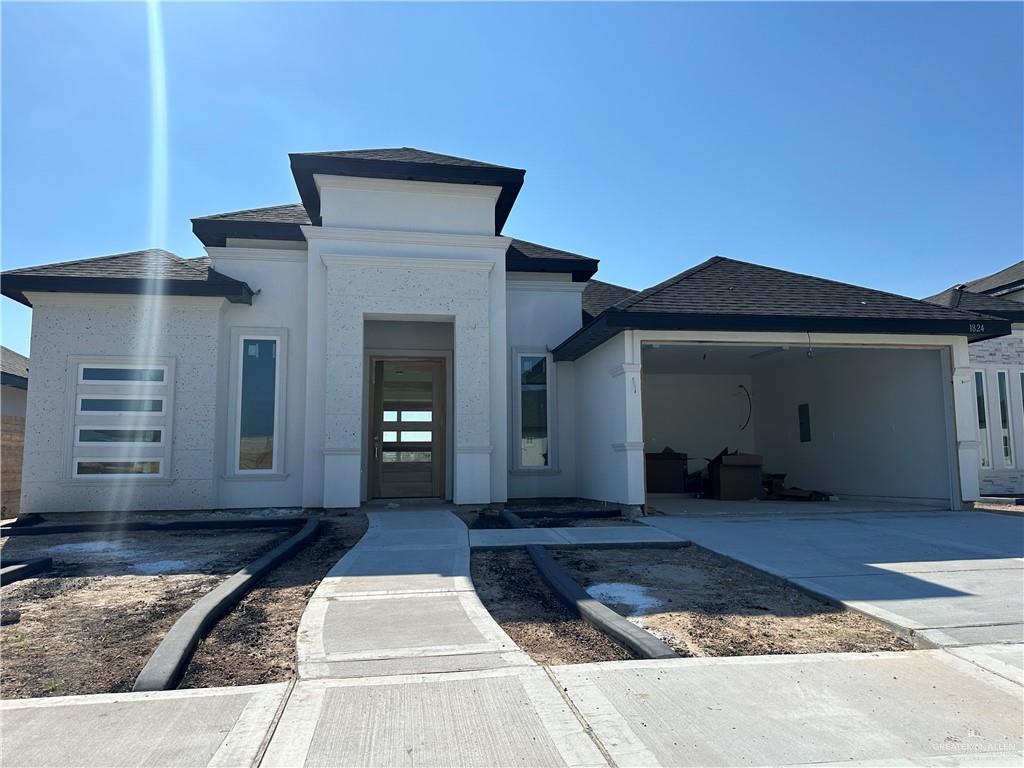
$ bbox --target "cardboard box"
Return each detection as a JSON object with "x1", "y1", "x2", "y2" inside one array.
[{"x1": 709, "y1": 452, "x2": 764, "y2": 500}]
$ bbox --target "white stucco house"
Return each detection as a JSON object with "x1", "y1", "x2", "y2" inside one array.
[
  {"x1": 926, "y1": 262, "x2": 1024, "y2": 496},
  {"x1": 1, "y1": 148, "x2": 1011, "y2": 514}
]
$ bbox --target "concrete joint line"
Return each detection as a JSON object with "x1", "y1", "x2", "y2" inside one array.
[
  {"x1": 543, "y1": 666, "x2": 618, "y2": 768},
  {"x1": 252, "y1": 678, "x2": 296, "y2": 768}
]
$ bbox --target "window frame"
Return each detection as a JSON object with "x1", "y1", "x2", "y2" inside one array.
[
  {"x1": 67, "y1": 356, "x2": 175, "y2": 482},
  {"x1": 78, "y1": 363, "x2": 167, "y2": 385},
  {"x1": 974, "y1": 370, "x2": 993, "y2": 470},
  {"x1": 996, "y1": 369, "x2": 1016, "y2": 468},
  {"x1": 510, "y1": 348, "x2": 557, "y2": 473},
  {"x1": 228, "y1": 328, "x2": 288, "y2": 478}
]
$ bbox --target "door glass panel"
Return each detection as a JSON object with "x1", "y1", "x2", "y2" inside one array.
[
  {"x1": 401, "y1": 410, "x2": 432, "y2": 422},
  {"x1": 400, "y1": 431, "x2": 432, "y2": 442},
  {"x1": 383, "y1": 431, "x2": 398, "y2": 442}
]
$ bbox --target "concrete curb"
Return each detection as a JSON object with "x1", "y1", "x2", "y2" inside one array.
[
  {"x1": 525, "y1": 544, "x2": 678, "y2": 660},
  {"x1": 500, "y1": 508, "x2": 677, "y2": 660},
  {"x1": 133, "y1": 518, "x2": 320, "y2": 692},
  {"x1": 0, "y1": 557, "x2": 53, "y2": 586},
  {"x1": 0, "y1": 517, "x2": 307, "y2": 538}
]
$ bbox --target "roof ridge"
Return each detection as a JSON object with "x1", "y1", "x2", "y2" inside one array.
[{"x1": 612, "y1": 256, "x2": 724, "y2": 311}]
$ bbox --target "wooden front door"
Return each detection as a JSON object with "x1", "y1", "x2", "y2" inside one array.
[{"x1": 369, "y1": 358, "x2": 445, "y2": 498}]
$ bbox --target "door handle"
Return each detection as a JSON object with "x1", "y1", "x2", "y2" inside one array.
[{"x1": 374, "y1": 434, "x2": 381, "y2": 459}]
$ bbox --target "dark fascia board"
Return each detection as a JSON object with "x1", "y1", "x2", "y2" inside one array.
[
  {"x1": 505, "y1": 253, "x2": 598, "y2": 281},
  {"x1": 1, "y1": 372, "x2": 28, "y2": 390},
  {"x1": 551, "y1": 310, "x2": 1011, "y2": 361},
  {"x1": 289, "y1": 154, "x2": 525, "y2": 235},
  {"x1": 1, "y1": 274, "x2": 254, "y2": 308},
  {"x1": 191, "y1": 218, "x2": 305, "y2": 248}
]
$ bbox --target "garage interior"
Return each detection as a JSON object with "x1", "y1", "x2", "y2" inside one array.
[{"x1": 640, "y1": 342, "x2": 956, "y2": 510}]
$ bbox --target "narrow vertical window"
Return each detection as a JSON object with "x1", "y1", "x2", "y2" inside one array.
[
  {"x1": 997, "y1": 371, "x2": 1014, "y2": 467},
  {"x1": 238, "y1": 338, "x2": 278, "y2": 471},
  {"x1": 975, "y1": 371, "x2": 991, "y2": 469},
  {"x1": 519, "y1": 354, "x2": 549, "y2": 467}
]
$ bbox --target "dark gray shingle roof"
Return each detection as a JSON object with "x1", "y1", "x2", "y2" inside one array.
[
  {"x1": 1, "y1": 346, "x2": 29, "y2": 386},
  {"x1": 553, "y1": 256, "x2": 1008, "y2": 361},
  {"x1": 962, "y1": 261, "x2": 1024, "y2": 295},
  {"x1": 293, "y1": 147, "x2": 514, "y2": 170},
  {"x1": 583, "y1": 279, "x2": 636, "y2": 322},
  {"x1": 1, "y1": 249, "x2": 253, "y2": 307},
  {"x1": 925, "y1": 286, "x2": 1024, "y2": 322},
  {"x1": 192, "y1": 203, "x2": 598, "y2": 278},
  {"x1": 613, "y1": 257, "x2": 986, "y2": 322}
]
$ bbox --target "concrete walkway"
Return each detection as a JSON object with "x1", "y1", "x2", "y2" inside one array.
[{"x1": 469, "y1": 524, "x2": 685, "y2": 548}]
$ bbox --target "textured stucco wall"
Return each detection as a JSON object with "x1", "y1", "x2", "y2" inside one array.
[
  {"x1": 322, "y1": 257, "x2": 497, "y2": 505},
  {"x1": 968, "y1": 330, "x2": 1024, "y2": 494},
  {"x1": 20, "y1": 294, "x2": 223, "y2": 513}
]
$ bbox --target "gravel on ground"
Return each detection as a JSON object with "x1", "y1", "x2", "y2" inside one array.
[
  {"x1": 554, "y1": 545, "x2": 912, "y2": 657},
  {"x1": 179, "y1": 512, "x2": 368, "y2": 689},
  {"x1": 1, "y1": 527, "x2": 289, "y2": 698},
  {"x1": 471, "y1": 549, "x2": 632, "y2": 665}
]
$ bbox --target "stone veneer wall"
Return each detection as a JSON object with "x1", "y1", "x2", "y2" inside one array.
[
  {"x1": 20, "y1": 296, "x2": 223, "y2": 513},
  {"x1": 969, "y1": 332, "x2": 1024, "y2": 495}
]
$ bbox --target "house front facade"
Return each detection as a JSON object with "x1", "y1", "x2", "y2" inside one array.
[{"x1": 2, "y1": 148, "x2": 1010, "y2": 514}]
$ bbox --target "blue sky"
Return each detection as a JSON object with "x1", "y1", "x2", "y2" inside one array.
[{"x1": 2, "y1": 2, "x2": 1021, "y2": 356}]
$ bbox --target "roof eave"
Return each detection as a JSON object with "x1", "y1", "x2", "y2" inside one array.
[
  {"x1": 191, "y1": 218, "x2": 305, "y2": 248},
  {"x1": 506, "y1": 255, "x2": 598, "y2": 282},
  {"x1": 1, "y1": 372, "x2": 28, "y2": 390},
  {"x1": 552, "y1": 311, "x2": 1012, "y2": 362},
  {"x1": 1, "y1": 275, "x2": 254, "y2": 307},
  {"x1": 288, "y1": 153, "x2": 526, "y2": 235}
]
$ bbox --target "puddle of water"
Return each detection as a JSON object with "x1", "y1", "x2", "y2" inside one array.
[
  {"x1": 133, "y1": 559, "x2": 191, "y2": 575},
  {"x1": 587, "y1": 581, "x2": 662, "y2": 616},
  {"x1": 47, "y1": 541, "x2": 128, "y2": 555}
]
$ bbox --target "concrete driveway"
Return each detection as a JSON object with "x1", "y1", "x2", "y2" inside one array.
[{"x1": 642, "y1": 507, "x2": 1024, "y2": 651}]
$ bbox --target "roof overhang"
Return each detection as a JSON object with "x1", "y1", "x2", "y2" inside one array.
[
  {"x1": 192, "y1": 218, "x2": 304, "y2": 248},
  {"x1": 505, "y1": 251, "x2": 597, "y2": 282},
  {"x1": 289, "y1": 154, "x2": 525, "y2": 234},
  {"x1": 1, "y1": 372, "x2": 27, "y2": 390},
  {"x1": 1, "y1": 274, "x2": 254, "y2": 308},
  {"x1": 552, "y1": 310, "x2": 1012, "y2": 361}
]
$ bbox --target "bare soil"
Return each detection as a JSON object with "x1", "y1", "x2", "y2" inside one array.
[
  {"x1": 1, "y1": 528, "x2": 289, "y2": 698},
  {"x1": 554, "y1": 546, "x2": 911, "y2": 657},
  {"x1": 454, "y1": 510, "x2": 511, "y2": 530},
  {"x1": 180, "y1": 512, "x2": 368, "y2": 689},
  {"x1": 471, "y1": 549, "x2": 632, "y2": 665}
]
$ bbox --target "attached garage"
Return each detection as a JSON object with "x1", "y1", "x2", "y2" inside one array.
[
  {"x1": 557, "y1": 257, "x2": 1010, "y2": 511},
  {"x1": 640, "y1": 343, "x2": 954, "y2": 507}
]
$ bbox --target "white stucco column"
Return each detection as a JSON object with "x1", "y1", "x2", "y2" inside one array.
[{"x1": 950, "y1": 336, "x2": 981, "y2": 504}]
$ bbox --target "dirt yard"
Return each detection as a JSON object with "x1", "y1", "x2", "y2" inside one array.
[
  {"x1": 471, "y1": 549, "x2": 631, "y2": 665},
  {"x1": 1, "y1": 527, "x2": 290, "y2": 698},
  {"x1": 180, "y1": 512, "x2": 367, "y2": 688},
  {"x1": 554, "y1": 545, "x2": 911, "y2": 657}
]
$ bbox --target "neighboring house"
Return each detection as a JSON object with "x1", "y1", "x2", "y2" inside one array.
[
  {"x1": 0, "y1": 147, "x2": 1009, "y2": 514},
  {"x1": 1, "y1": 346, "x2": 29, "y2": 515},
  {"x1": 926, "y1": 262, "x2": 1024, "y2": 496}
]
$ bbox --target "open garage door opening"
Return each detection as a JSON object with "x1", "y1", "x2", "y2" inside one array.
[{"x1": 640, "y1": 343, "x2": 956, "y2": 513}]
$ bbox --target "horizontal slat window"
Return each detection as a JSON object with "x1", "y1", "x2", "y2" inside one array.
[
  {"x1": 74, "y1": 460, "x2": 162, "y2": 477},
  {"x1": 77, "y1": 428, "x2": 162, "y2": 444},
  {"x1": 79, "y1": 397, "x2": 164, "y2": 414},
  {"x1": 70, "y1": 357, "x2": 173, "y2": 481},
  {"x1": 80, "y1": 366, "x2": 165, "y2": 383}
]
